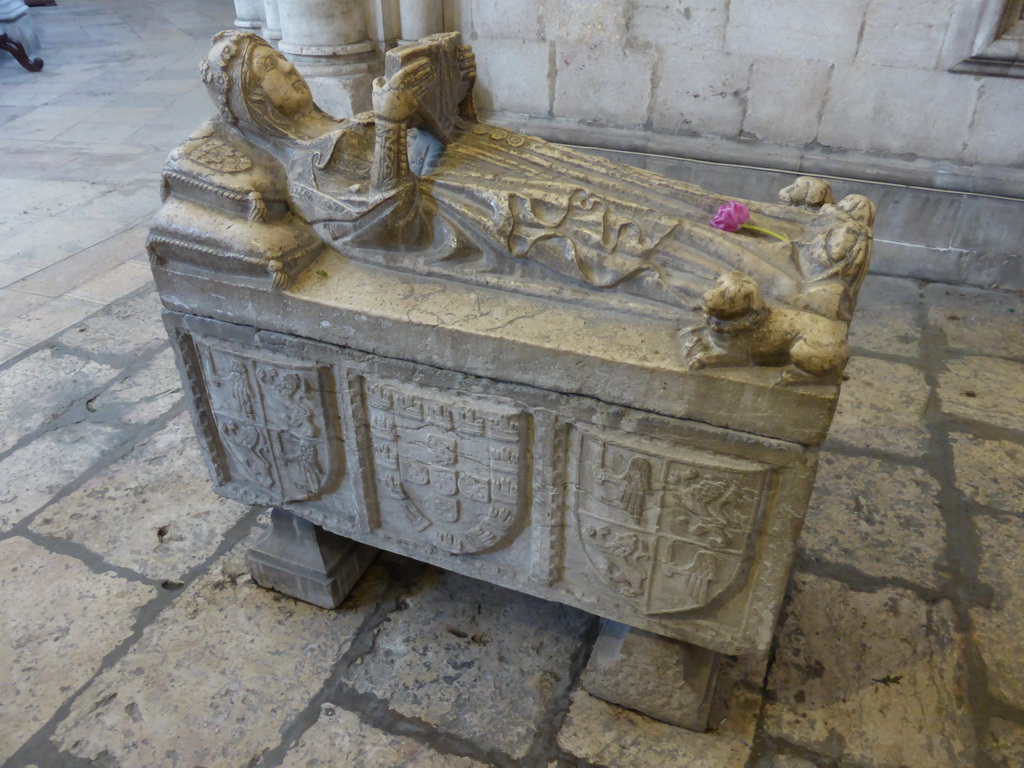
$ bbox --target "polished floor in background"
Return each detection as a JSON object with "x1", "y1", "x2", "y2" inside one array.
[{"x1": 2, "y1": 2, "x2": 1024, "y2": 767}]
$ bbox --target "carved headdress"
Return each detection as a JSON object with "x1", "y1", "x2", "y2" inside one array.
[{"x1": 200, "y1": 29, "x2": 329, "y2": 141}]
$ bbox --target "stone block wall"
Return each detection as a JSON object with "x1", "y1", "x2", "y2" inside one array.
[{"x1": 446, "y1": 0, "x2": 1024, "y2": 198}]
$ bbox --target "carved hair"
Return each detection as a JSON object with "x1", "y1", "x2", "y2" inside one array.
[{"x1": 200, "y1": 29, "x2": 305, "y2": 140}]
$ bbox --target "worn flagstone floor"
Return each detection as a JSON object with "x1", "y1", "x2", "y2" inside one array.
[{"x1": 2, "y1": 2, "x2": 1024, "y2": 767}]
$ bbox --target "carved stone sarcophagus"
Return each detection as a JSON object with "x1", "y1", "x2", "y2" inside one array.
[{"x1": 149, "y1": 30, "x2": 875, "y2": 731}]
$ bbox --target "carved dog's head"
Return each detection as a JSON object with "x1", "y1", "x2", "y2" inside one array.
[{"x1": 701, "y1": 271, "x2": 766, "y2": 321}]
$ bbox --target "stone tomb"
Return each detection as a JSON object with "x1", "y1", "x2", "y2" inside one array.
[{"x1": 148, "y1": 31, "x2": 875, "y2": 731}]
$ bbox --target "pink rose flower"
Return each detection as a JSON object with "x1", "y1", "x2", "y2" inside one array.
[{"x1": 711, "y1": 201, "x2": 750, "y2": 232}]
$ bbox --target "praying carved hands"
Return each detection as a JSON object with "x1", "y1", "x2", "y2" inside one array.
[
  {"x1": 372, "y1": 58, "x2": 433, "y2": 124},
  {"x1": 457, "y1": 45, "x2": 477, "y2": 119},
  {"x1": 457, "y1": 45, "x2": 476, "y2": 88}
]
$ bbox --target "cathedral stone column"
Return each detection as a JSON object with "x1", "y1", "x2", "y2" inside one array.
[
  {"x1": 261, "y1": 0, "x2": 282, "y2": 44},
  {"x1": 398, "y1": 0, "x2": 443, "y2": 43},
  {"x1": 232, "y1": 0, "x2": 263, "y2": 29},
  {"x1": 277, "y1": 0, "x2": 379, "y2": 117}
]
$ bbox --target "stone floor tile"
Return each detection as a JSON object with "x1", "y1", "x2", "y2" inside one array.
[
  {"x1": 939, "y1": 357, "x2": 1024, "y2": 432},
  {"x1": 0, "y1": 339, "x2": 26, "y2": 365},
  {"x1": 84, "y1": 105, "x2": 168, "y2": 127},
  {"x1": 0, "y1": 145, "x2": 83, "y2": 181},
  {"x1": 0, "y1": 294, "x2": 100, "y2": 347},
  {"x1": 343, "y1": 568, "x2": 592, "y2": 759},
  {"x1": 827, "y1": 357, "x2": 931, "y2": 456},
  {"x1": 0, "y1": 214, "x2": 132, "y2": 271},
  {"x1": 0, "y1": 105, "x2": 102, "y2": 142},
  {"x1": 0, "y1": 261, "x2": 39, "y2": 290},
  {"x1": 801, "y1": 453, "x2": 946, "y2": 588},
  {"x1": 31, "y1": 413, "x2": 247, "y2": 581},
  {"x1": 279, "y1": 704, "x2": 488, "y2": 768},
  {"x1": 925, "y1": 283, "x2": 1024, "y2": 359},
  {"x1": 51, "y1": 548, "x2": 390, "y2": 768},
  {"x1": 557, "y1": 684, "x2": 761, "y2": 768},
  {"x1": 88, "y1": 347, "x2": 182, "y2": 424},
  {"x1": 848, "y1": 275, "x2": 923, "y2": 358},
  {"x1": 54, "y1": 286, "x2": 167, "y2": 359},
  {"x1": 0, "y1": 537, "x2": 155, "y2": 764},
  {"x1": 0, "y1": 104, "x2": 29, "y2": 126},
  {"x1": 0, "y1": 209, "x2": 27, "y2": 238},
  {"x1": 55, "y1": 146, "x2": 153, "y2": 185},
  {"x1": 54, "y1": 118, "x2": 158, "y2": 146},
  {"x1": 60, "y1": 180, "x2": 162, "y2": 224},
  {"x1": 123, "y1": 120, "x2": 198, "y2": 150},
  {"x1": 764, "y1": 574, "x2": 975, "y2": 768},
  {"x1": 10, "y1": 225, "x2": 148, "y2": 299},
  {"x1": 0, "y1": 81, "x2": 78, "y2": 108},
  {"x1": 970, "y1": 514, "x2": 1024, "y2": 709},
  {"x1": 985, "y1": 717, "x2": 1024, "y2": 768},
  {"x1": 0, "y1": 287, "x2": 49, "y2": 326},
  {"x1": 67, "y1": 261, "x2": 154, "y2": 305},
  {"x1": 950, "y1": 433, "x2": 1024, "y2": 512},
  {"x1": 0, "y1": 179, "x2": 114, "y2": 220},
  {"x1": 0, "y1": 347, "x2": 120, "y2": 454},
  {"x1": 0, "y1": 422, "x2": 128, "y2": 532}
]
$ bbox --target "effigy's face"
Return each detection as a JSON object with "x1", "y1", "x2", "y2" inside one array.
[{"x1": 252, "y1": 47, "x2": 312, "y2": 117}]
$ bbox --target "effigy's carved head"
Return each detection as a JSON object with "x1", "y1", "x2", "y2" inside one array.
[{"x1": 201, "y1": 30, "x2": 316, "y2": 139}]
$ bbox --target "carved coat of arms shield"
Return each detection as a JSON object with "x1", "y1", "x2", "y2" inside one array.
[
  {"x1": 201, "y1": 347, "x2": 334, "y2": 505},
  {"x1": 574, "y1": 429, "x2": 770, "y2": 614},
  {"x1": 365, "y1": 379, "x2": 525, "y2": 555}
]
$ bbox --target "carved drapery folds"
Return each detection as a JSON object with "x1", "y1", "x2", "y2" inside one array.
[{"x1": 151, "y1": 30, "x2": 875, "y2": 384}]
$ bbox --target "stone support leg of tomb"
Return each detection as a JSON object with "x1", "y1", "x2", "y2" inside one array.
[
  {"x1": 277, "y1": 0, "x2": 379, "y2": 117},
  {"x1": 246, "y1": 507, "x2": 379, "y2": 609},
  {"x1": 581, "y1": 620, "x2": 723, "y2": 731}
]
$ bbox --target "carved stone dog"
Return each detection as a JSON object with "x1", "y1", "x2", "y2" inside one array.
[{"x1": 681, "y1": 271, "x2": 850, "y2": 385}]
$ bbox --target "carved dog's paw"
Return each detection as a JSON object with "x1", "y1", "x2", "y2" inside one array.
[{"x1": 679, "y1": 326, "x2": 713, "y2": 369}]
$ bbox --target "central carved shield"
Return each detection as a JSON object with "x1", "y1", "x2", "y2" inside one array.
[
  {"x1": 574, "y1": 428, "x2": 770, "y2": 614},
  {"x1": 365, "y1": 379, "x2": 526, "y2": 554}
]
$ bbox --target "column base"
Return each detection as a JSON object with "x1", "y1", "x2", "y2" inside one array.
[
  {"x1": 247, "y1": 507, "x2": 378, "y2": 609},
  {"x1": 582, "y1": 620, "x2": 722, "y2": 731},
  {"x1": 303, "y1": 70, "x2": 377, "y2": 118},
  {"x1": 283, "y1": 51, "x2": 380, "y2": 118}
]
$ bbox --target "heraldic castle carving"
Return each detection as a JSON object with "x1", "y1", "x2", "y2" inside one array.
[{"x1": 148, "y1": 30, "x2": 875, "y2": 731}]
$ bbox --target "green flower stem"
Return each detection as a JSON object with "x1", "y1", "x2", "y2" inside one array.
[{"x1": 741, "y1": 224, "x2": 790, "y2": 242}]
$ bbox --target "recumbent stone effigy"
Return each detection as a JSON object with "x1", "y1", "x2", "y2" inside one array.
[{"x1": 148, "y1": 30, "x2": 876, "y2": 731}]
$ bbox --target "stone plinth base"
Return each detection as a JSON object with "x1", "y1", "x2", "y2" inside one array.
[
  {"x1": 582, "y1": 620, "x2": 722, "y2": 731},
  {"x1": 247, "y1": 507, "x2": 378, "y2": 609}
]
